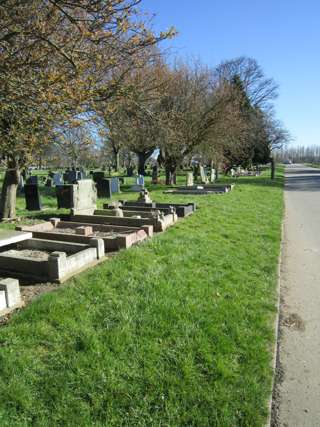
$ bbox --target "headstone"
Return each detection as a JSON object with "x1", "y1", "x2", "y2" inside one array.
[
  {"x1": 138, "y1": 189, "x2": 152, "y2": 204},
  {"x1": 76, "y1": 171, "x2": 84, "y2": 180},
  {"x1": 186, "y1": 172, "x2": 194, "y2": 186},
  {"x1": 56, "y1": 179, "x2": 97, "y2": 214},
  {"x1": 64, "y1": 170, "x2": 77, "y2": 184},
  {"x1": 56, "y1": 186, "x2": 74, "y2": 209},
  {"x1": 24, "y1": 184, "x2": 41, "y2": 211},
  {"x1": 92, "y1": 171, "x2": 105, "y2": 183},
  {"x1": 210, "y1": 168, "x2": 216, "y2": 183},
  {"x1": 137, "y1": 175, "x2": 145, "y2": 187},
  {"x1": 199, "y1": 166, "x2": 208, "y2": 184},
  {"x1": 110, "y1": 177, "x2": 120, "y2": 193},
  {"x1": 96, "y1": 178, "x2": 111, "y2": 198},
  {"x1": 27, "y1": 175, "x2": 38, "y2": 185},
  {"x1": 53, "y1": 173, "x2": 63, "y2": 186}
]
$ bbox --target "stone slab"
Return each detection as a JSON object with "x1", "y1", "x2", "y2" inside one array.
[
  {"x1": 23, "y1": 229, "x2": 147, "y2": 252},
  {"x1": 103, "y1": 204, "x2": 175, "y2": 216},
  {"x1": 177, "y1": 184, "x2": 234, "y2": 192},
  {"x1": 70, "y1": 213, "x2": 161, "y2": 231},
  {"x1": 18, "y1": 220, "x2": 153, "y2": 237},
  {"x1": 0, "y1": 230, "x2": 32, "y2": 248},
  {"x1": 130, "y1": 184, "x2": 144, "y2": 192},
  {"x1": 119, "y1": 201, "x2": 196, "y2": 217},
  {"x1": 163, "y1": 189, "x2": 226, "y2": 195}
]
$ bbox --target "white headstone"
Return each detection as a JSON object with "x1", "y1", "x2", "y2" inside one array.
[
  {"x1": 199, "y1": 166, "x2": 208, "y2": 184},
  {"x1": 210, "y1": 169, "x2": 216, "y2": 183},
  {"x1": 186, "y1": 172, "x2": 194, "y2": 186}
]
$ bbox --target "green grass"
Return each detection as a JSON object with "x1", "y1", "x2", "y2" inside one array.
[
  {"x1": 305, "y1": 163, "x2": 320, "y2": 168},
  {"x1": 0, "y1": 169, "x2": 283, "y2": 426}
]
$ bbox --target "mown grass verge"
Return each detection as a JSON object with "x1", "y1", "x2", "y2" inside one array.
[{"x1": 0, "y1": 169, "x2": 283, "y2": 426}]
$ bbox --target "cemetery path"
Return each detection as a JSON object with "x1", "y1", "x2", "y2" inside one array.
[{"x1": 273, "y1": 164, "x2": 320, "y2": 426}]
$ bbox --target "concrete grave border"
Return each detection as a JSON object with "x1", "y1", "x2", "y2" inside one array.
[
  {"x1": 0, "y1": 278, "x2": 24, "y2": 316},
  {"x1": 0, "y1": 238, "x2": 105, "y2": 283},
  {"x1": 17, "y1": 220, "x2": 149, "y2": 252}
]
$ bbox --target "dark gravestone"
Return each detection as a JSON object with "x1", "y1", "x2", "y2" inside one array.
[
  {"x1": 26, "y1": 176, "x2": 38, "y2": 185},
  {"x1": 56, "y1": 186, "x2": 73, "y2": 209},
  {"x1": 92, "y1": 171, "x2": 105, "y2": 183},
  {"x1": 77, "y1": 171, "x2": 84, "y2": 180},
  {"x1": 24, "y1": 184, "x2": 41, "y2": 211},
  {"x1": 64, "y1": 170, "x2": 77, "y2": 184},
  {"x1": 110, "y1": 177, "x2": 120, "y2": 193},
  {"x1": 96, "y1": 179, "x2": 111, "y2": 198}
]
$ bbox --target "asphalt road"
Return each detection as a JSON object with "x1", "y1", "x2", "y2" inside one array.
[{"x1": 273, "y1": 164, "x2": 320, "y2": 426}]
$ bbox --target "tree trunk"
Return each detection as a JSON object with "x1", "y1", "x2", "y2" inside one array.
[
  {"x1": 271, "y1": 157, "x2": 275, "y2": 179},
  {"x1": 0, "y1": 168, "x2": 19, "y2": 220},
  {"x1": 114, "y1": 150, "x2": 120, "y2": 172},
  {"x1": 214, "y1": 164, "x2": 219, "y2": 180},
  {"x1": 152, "y1": 164, "x2": 159, "y2": 184},
  {"x1": 137, "y1": 152, "x2": 147, "y2": 176}
]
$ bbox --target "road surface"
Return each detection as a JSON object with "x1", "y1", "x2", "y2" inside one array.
[{"x1": 273, "y1": 164, "x2": 320, "y2": 426}]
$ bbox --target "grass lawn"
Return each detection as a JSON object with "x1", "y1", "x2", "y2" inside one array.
[
  {"x1": 305, "y1": 163, "x2": 320, "y2": 168},
  {"x1": 0, "y1": 169, "x2": 283, "y2": 426}
]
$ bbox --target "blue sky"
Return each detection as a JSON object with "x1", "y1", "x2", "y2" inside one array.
[{"x1": 142, "y1": 0, "x2": 320, "y2": 146}]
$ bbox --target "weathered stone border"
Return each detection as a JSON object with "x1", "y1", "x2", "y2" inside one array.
[
  {"x1": 0, "y1": 278, "x2": 24, "y2": 317},
  {"x1": 265, "y1": 219, "x2": 284, "y2": 427}
]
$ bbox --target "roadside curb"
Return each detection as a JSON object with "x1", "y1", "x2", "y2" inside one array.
[{"x1": 265, "y1": 211, "x2": 285, "y2": 427}]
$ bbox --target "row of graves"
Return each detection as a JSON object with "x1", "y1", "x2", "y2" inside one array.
[
  {"x1": 21, "y1": 170, "x2": 123, "y2": 212},
  {"x1": 165, "y1": 167, "x2": 235, "y2": 195},
  {"x1": 0, "y1": 180, "x2": 196, "y2": 316}
]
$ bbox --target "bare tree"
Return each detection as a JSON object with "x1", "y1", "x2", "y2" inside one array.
[{"x1": 215, "y1": 57, "x2": 278, "y2": 110}]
